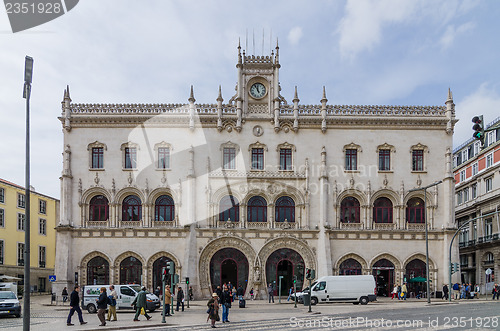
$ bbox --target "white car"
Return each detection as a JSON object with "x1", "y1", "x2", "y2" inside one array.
[{"x1": 0, "y1": 291, "x2": 21, "y2": 318}]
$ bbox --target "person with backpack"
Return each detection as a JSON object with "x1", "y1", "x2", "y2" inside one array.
[
  {"x1": 107, "y1": 285, "x2": 118, "y2": 321},
  {"x1": 452, "y1": 283, "x2": 460, "y2": 299}
]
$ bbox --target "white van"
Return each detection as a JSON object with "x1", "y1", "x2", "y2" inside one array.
[
  {"x1": 82, "y1": 284, "x2": 160, "y2": 313},
  {"x1": 308, "y1": 275, "x2": 377, "y2": 305}
]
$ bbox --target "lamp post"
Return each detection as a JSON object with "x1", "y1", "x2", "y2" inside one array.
[
  {"x1": 23, "y1": 55, "x2": 33, "y2": 331},
  {"x1": 408, "y1": 180, "x2": 442, "y2": 304}
]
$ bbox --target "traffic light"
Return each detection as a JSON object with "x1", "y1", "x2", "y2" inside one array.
[
  {"x1": 166, "y1": 261, "x2": 175, "y2": 275},
  {"x1": 451, "y1": 262, "x2": 460, "y2": 274},
  {"x1": 293, "y1": 275, "x2": 297, "y2": 284},
  {"x1": 305, "y1": 268, "x2": 311, "y2": 280},
  {"x1": 185, "y1": 277, "x2": 190, "y2": 285},
  {"x1": 162, "y1": 267, "x2": 167, "y2": 282},
  {"x1": 472, "y1": 115, "x2": 485, "y2": 146}
]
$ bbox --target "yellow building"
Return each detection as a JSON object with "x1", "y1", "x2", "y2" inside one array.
[{"x1": 0, "y1": 178, "x2": 59, "y2": 293}]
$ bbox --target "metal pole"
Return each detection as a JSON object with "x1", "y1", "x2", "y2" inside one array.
[
  {"x1": 424, "y1": 187, "x2": 430, "y2": 304},
  {"x1": 294, "y1": 277, "x2": 297, "y2": 308},
  {"x1": 171, "y1": 274, "x2": 174, "y2": 315},
  {"x1": 278, "y1": 276, "x2": 282, "y2": 304},
  {"x1": 23, "y1": 57, "x2": 32, "y2": 331},
  {"x1": 308, "y1": 278, "x2": 312, "y2": 313},
  {"x1": 162, "y1": 268, "x2": 166, "y2": 323},
  {"x1": 186, "y1": 281, "x2": 189, "y2": 308}
]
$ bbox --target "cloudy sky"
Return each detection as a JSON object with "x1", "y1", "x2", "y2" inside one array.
[{"x1": 1, "y1": 0, "x2": 499, "y2": 198}]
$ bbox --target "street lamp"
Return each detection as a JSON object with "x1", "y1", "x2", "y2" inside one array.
[
  {"x1": 409, "y1": 180, "x2": 442, "y2": 304},
  {"x1": 23, "y1": 55, "x2": 33, "y2": 331}
]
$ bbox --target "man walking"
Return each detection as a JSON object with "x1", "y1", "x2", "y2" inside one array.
[
  {"x1": 268, "y1": 283, "x2": 274, "y2": 303},
  {"x1": 220, "y1": 285, "x2": 231, "y2": 323},
  {"x1": 66, "y1": 285, "x2": 87, "y2": 326},
  {"x1": 107, "y1": 285, "x2": 118, "y2": 321},
  {"x1": 176, "y1": 286, "x2": 185, "y2": 311},
  {"x1": 96, "y1": 287, "x2": 108, "y2": 327},
  {"x1": 236, "y1": 284, "x2": 244, "y2": 300},
  {"x1": 132, "y1": 286, "x2": 152, "y2": 321},
  {"x1": 442, "y1": 284, "x2": 449, "y2": 300}
]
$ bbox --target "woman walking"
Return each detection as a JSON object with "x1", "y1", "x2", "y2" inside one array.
[{"x1": 207, "y1": 293, "x2": 220, "y2": 328}]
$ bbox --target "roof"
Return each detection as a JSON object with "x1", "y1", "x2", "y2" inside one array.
[{"x1": 0, "y1": 178, "x2": 59, "y2": 201}]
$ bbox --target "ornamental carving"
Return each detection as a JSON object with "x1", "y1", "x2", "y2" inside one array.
[
  {"x1": 198, "y1": 237, "x2": 257, "y2": 293},
  {"x1": 87, "y1": 141, "x2": 107, "y2": 151},
  {"x1": 343, "y1": 142, "x2": 362, "y2": 153},
  {"x1": 376, "y1": 143, "x2": 395, "y2": 153}
]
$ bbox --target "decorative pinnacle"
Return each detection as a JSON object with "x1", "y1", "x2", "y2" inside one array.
[
  {"x1": 447, "y1": 87, "x2": 453, "y2": 102},
  {"x1": 189, "y1": 85, "x2": 195, "y2": 103},
  {"x1": 63, "y1": 85, "x2": 71, "y2": 102},
  {"x1": 293, "y1": 86, "x2": 299, "y2": 103},
  {"x1": 217, "y1": 85, "x2": 223, "y2": 102},
  {"x1": 321, "y1": 86, "x2": 328, "y2": 103}
]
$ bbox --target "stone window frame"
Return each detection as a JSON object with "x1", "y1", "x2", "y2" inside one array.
[
  {"x1": 17, "y1": 242, "x2": 24, "y2": 266},
  {"x1": 154, "y1": 141, "x2": 173, "y2": 170},
  {"x1": 376, "y1": 143, "x2": 395, "y2": 172},
  {"x1": 220, "y1": 141, "x2": 240, "y2": 171},
  {"x1": 410, "y1": 143, "x2": 429, "y2": 173},
  {"x1": 277, "y1": 142, "x2": 296, "y2": 171},
  {"x1": 121, "y1": 142, "x2": 140, "y2": 171},
  {"x1": 343, "y1": 142, "x2": 362, "y2": 173},
  {"x1": 0, "y1": 208, "x2": 4, "y2": 228},
  {"x1": 0, "y1": 188, "x2": 4, "y2": 204},
  {"x1": 0, "y1": 240, "x2": 3, "y2": 265},
  {"x1": 38, "y1": 245, "x2": 46, "y2": 268},
  {"x1": 39, "y1": 199, "x2": 47, "y2": 215},
  {"x1": 39, "y1": 218, "x2": 47, "y2": 236},
  {"x1": 87, "y1": 141, "x2": 107, "y2": 170},
  {"x1": 17, "y1": 193, "x2": 25, "y2": 209},
  {"x1": 17, "y1": 212, "x2": 25, "y2": 231},
  {"x1": 485, "y1": 176, "x2": 493, "y2": 193},
  {"x1": 248, "y1": 141, "x2": 268, "y2": 171}
]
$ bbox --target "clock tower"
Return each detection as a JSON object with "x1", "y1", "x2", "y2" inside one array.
[{"x1": 235, "y1": 40, "x2": 283, "y2": 123}]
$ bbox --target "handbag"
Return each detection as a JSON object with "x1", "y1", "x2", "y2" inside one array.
[{"x1": 140, "y1": 307, "x2": 145, "y2": 315}]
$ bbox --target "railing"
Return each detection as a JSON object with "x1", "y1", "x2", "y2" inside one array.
[
  {"x1": 407, "y1": 223, "x2": 426, "y2": 231},
  {"x1": 246, "y1": 222, "x2": 268, "y2": 229},
  {"x1": 152, "y1": 221, "x2": 176, "y2": 228},
  {"x1": 86, "y1": 221, "x2": 109, "y2": 228},
  {"x1": 340, "y1": 222, "x2": 363, "y2": 229},
  {"x1": 374, "y1": 223, "x2": 395, "y2": 230}
]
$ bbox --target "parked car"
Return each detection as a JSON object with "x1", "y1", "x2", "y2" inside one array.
[
  {"x1": 308, "y1": 275, "x2": 377, "y2": 305},
  {"x1": 82, "y1": 285, "x2": 160, "y2": 313},
  {"x1": 0, "y1": 291, "x2": 21, "y2": 317}
]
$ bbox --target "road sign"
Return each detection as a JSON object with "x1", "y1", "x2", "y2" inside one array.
[
  {"x1": 486, "y1": 268, "x2": 492, "y2": 275},
  {"x1": 48, "y1": 275, "x2": 56, "y2": 282}
]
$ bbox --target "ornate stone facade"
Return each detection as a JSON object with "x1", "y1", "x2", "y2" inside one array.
[{"x1": 54, "y1": 44, "x2": 459, "y2": 299}]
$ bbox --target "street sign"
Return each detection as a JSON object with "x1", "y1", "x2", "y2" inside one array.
[
  {"x1": 486, "y1": 268, "x2": 492, "y2": 275},
  {"x1": 48, "y1": 275, "x2": 56, "y2": 282}
]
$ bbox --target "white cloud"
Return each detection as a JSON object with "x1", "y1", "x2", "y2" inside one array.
[
  {"x1": 454, "y1": 83, "x2": 500, "y2": 146},
  {"x1": 337, "y1": 0, "x2": 417, "y2": 59},
  {"x1": 288, "y1": 26, "x2": 303, "y2": 46},
  {"x1": 440, "y1": 22, "x2": 475, "y2": 50}
]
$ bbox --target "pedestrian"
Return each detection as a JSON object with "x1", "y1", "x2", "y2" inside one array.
[
  {"x1": 397, "y1": 284, "x2": 402, "y2": 300},
  {"x1": 176, "y1": 286, "x2": 185, "y2": 311},
  {"x1": 189, "y1": 286, "x2": 194, "y2": 301},
  {"x1": 460, "y1": 283, "x2": 466, "y2": 299},
  {"x1": 442, "y1": 284, "x2": 449, "y2": 300},
  {"x1": 452, "y1": 282, "x2": 460, "y2": 299},
  {"x1": 107, "y1": 285, "x2": 118, "y2": 321},
  {"x1": 132, "y1": 286, "x2": 152, "y2": 321},
  {"x1": 154, "y1": 286, "x2": 161, "y2": 298},
  {"x1": 401, "y1": 283, "x2": 407, "y2": 300},
  {"x1": 207, "y1": 293, "x2": 220, "y2": 328},
  {"x1": 96, "y1": 287, "x2": 108, "y2": 327},
  {"x1": 475, "y1": 284, "x2": 480, "y2": 299},
  {"x1": 220, "y1": 285, "x2": 231, "y2": 323},
  {"x1": 164, "y1": 285, "x2": 172, "y2": 316},
  {"x1": 227, "y1": 282, "x2": 233, "y2": 292},
  {"x1": 250, "y1": 287, "x2": 254, "y2": 300},
  {"x1": 287, "y1": 287, "x2": 293, "y2": 301},
  {"x1": 66, "y1": 285, "x2": 87, "y2": 326},
  {"x1": 236, "y1": 284, "x2": 244, "y2": 300},
  {"x1": 466, "y1": 283, "x2": 471, "y2": 299},
  {"x1": 493, "y1": 284, "x2": 499, "y2": 300},
  {"x1": 215, "y1": 285, "x2": 222, "y2": 299},
  {"x1": 391, "y1": 285, "x2": 398, "y2": 299},
  {"x1": 62, "y1": 287, "x2": 68, "y2": 303},
  {"x1": 268, "y1": 283, "x2": 274, "y2": 303},
  {"x1": 232, "y1": 287, "x2": 237, "y2": 302}
]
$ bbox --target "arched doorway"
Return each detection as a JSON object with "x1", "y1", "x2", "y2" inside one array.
[
  {"x1": 120, "y1": 257, "x2": 142, "y2": 284},
  {"x1": 339, "y1": 258, "x2": 362, "y2": 275},
  {"x1": 210, "y1": 248, "x2": 249, "y2": 293},
  {"x1": 372, "y1": 259, "x2": 394, "y2": 297},
  {"x1": 405, "y1": 259, "x2": 426, "y2": 297},
  {"x1": 265, "y1": 248, "x2": 305, "y2": 296},
  {"x1": 152, "y1": 256, "x2": 172, "y2": 291},
  {"x1": 87, "y1": 256, "x2": 109, "y2": 285}
]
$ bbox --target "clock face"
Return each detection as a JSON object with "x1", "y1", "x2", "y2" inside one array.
[{"x1": 250, "y1": 83, "x2": 266, "y2": 99}]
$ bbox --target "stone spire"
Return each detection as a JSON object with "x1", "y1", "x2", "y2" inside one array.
[
  {"x1": 274, "y1": 38, "x2": 279, "y2": 65},
  {"x1": 293, "y1": 86, "x2": 299, "y2": 132},
  {"x1": 189, "y1": 86, "x2": 195, "y2": 130},
  {"x1": 237, "y1": 38, "x2": 242, "y2": 65},
  {"x1": 189, "y1": 85, "x2": 196, "y2": 103},
  {"x1": 321, "y1": 86, "x2": 327, "y2": 133},
  {"x1": 445, "y1": 88, "x2": 455, "y2": 135},
  {"x1": 217, "y1": 85, "x2": 223, "y2": 131},
  {"x1": 62, "y1": 85, "x2": 72, "y2": 131}
]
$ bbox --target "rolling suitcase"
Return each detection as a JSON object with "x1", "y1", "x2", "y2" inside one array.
[{"x1": 239, "y1": 298, "x2": 246, "y2": 308}]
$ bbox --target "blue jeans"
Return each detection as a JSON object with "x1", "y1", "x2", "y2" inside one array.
[
  {"x1": 222, "y1": 304, "x2": 229, "y2": 322},
  {"x1": 67, "y1": 306, "x2": 84, "y2": 324}
]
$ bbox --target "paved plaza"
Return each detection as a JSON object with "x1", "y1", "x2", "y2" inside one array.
[{"x1": 1, "y1": 295, "x2": 499, "y2": 330}]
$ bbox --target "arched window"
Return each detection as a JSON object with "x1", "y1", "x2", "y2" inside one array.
[
  {"x1": 275, "y1": 196, "x2": 295, "y2": 222},
  {"x1": 155, "y1": 195, "x2": 175, "y2": 222},
  {"x1": 247, "y1": 196, "x2": 267, "y2": 222},
  {"x1": 373, "y1": 197, "x2": 393, "y2": 223},
  {"x1": 339, "y1": 258, "x2": 362, "y2": 275},
  {"x1": 87, "y1": 256, "x2": 109, "y2": 285},
  {"x1": 89, "y1": 195, "x2": 109, "y2": 221},
  {"x1": 122, "y1": 195, "x2": 142, "y2": 222},
  {"x1": 407, "y1": 197, "x2": 425, "y2": 223},
  {"x1": 340, "y1": 197, "x2": 360, "y2": 223},
  {"x1": 406, "y1": 197, "x2": 425, "y2": 223},
  {"x1": 219, "y1": 195, "x2": 239, "y2": 222}
]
